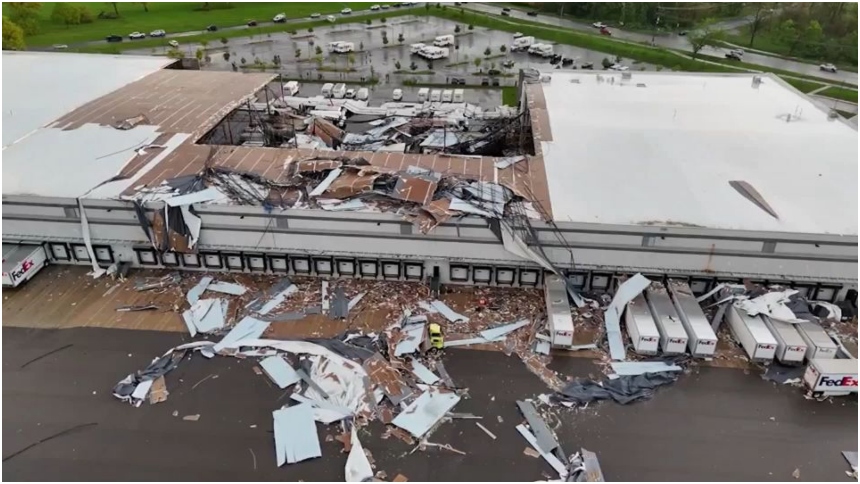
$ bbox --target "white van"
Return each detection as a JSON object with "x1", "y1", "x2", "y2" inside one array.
[
  {"x1": 528, "y1": 43, "x2": 554, "y2": 57},
  {"x1": 452, "y1": 88, "x2": 464, "y2": 103},
  {"x1": 321, "y1": 82, "x2": 335, "y2": 98},
  {"x1": 410, "y1": 43, "x2": 427, "y2": 55},
  {"x1": 419, "y1": 46, "x2": 449, "y2": 60},
  {"x1": 328, "y1": 41, "x2": 354, "y2": 53},
  {"x1": 326, "y1": 15, "x2": 336, "y2": 22},
  {"x1": 429, "y1": 89, "x2": 442, "y2": 102},
  {"x1": 284, "y1": 80, "x2": 300, "y2": 96},
  {"x1": 433, "y1": 34, "x2": 454, "y2": 47},
  {"x1": 356, "y1": 87, "x2": 369, "y2": 101},
  {"x1": 417, "y1": 87, "x2": 430, "y2": 102},
  {"x1": 392, "y1": 88, "x2": 403, "y2": 101},
  {"x1": 332, "y1": 83, "x2": 347, "y2": 99},
  {"x1": 441, "y1": 89, "x2": 453, "y2": 103}
]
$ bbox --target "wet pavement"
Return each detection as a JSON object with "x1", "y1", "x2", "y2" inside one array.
[
  {"x1": 4, "y1": 326, "x2": 857, "y2": 482},
  {"x1": 464, "y1": 3, "x2": 859, "y2": 86}
]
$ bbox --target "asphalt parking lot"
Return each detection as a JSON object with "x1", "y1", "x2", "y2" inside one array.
[{"x1": 3, "y1": 326, "x2": 856, "y2": 482}]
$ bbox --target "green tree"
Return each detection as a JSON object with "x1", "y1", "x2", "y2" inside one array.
[
  {"x1": 398, "y1": 32, "x2": 404, "y2": 44},
  {"x1": 410, "y1": 61, "x2": 417, "y2": 71},
  {"x1": 110, "y1": 2, "x2": 120, "y2": 16},
  {"x1": 196, "y1": 48, "x2": 204, "y2": 61},
  {"x1": 467, "y1": 24, "x2": 473, "y2": 30},
  {"x1": 2, "y1": 16, "x2": 25, "y2": 50},
  {"x1": 799, "y1": 20, "x2": 824, "y2": 57},
  {"x1": 499, "y1": 44, "x2": 506, "y2": 53},
  {"x1": 308, "y1": 27, "x2": 313, "y2": 33},
  {"x1": 167, "y1": 48, "x2": 185, "y2": 59},
  {"x1": 200, "y1": 39, "x2": 209, "y2": 49},
  {"x1": 382, "y1": 36, "x2": 389, "y2": 45},
  {"x1": 140, "y1": 2, "x2": 149, "y2": 12},
  {"x1": 51, "y1": 3, "x2": 82, "y2": 27},
  {"x1": 473, "y1": 57, "x2": 482, "y2": 68},
  {"x1": 483, "y1": 46, "x2": 491, "y2": 56},
  {"x1": 315, "y1": 45, "x2": 323, "y2": 55},
  {"x1": 6, "y1": 2, "x2": 42, "y2": 34},
  {"x1": 688, "y1": 20, "x2": 724, "y2": 58},
  {"x1": 381, "y1": 17, "x2": 386, "y2": 23},
  {"x1": 223, "y1": 52, "x2": 230, "y2": 61},
  {"x1": 747, "y1": 3, "x2": 772, "y2": 47},
  {"x1": 295, "y1": 48, "x2": 301, "y2": 59},
  {"x1": 454, "y1": 24, "x2": 461, "y2": 33},
  {"x1": 220, "y1": 37, "x2": 228, "y2": 45},
  {"x1": 394, "y1": 60, "x2": 401, "y2": 70},
  {"x1": 366, "y1": 18, "x2": 372, "y2": 25}
]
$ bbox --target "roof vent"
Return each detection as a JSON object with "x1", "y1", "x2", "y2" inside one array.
[
  {"x1": 752, "y1": 75, "x2": 763, "y2": 88},
  {"x1": 636, "y1": 83, "x2": 647, "y2": 88},
  {"x1": 621, "y1": 72, "x2": 632, "y2": 80},
  {"x1": 828, "y1": 109, "x2": 839, "y2": 119},
  {"x1": 569, "y1": 79, "x2": 581, "y2": 84}
]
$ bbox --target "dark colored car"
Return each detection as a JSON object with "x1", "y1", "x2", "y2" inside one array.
[
  {"x1": 491, "y1": 78, "x2": 500, "y2": 86},
  {"x1": 502, "y1": 7, "x2": 510, "y2": 12},
  {"x1": 561, "y1": 57, "x2": 574, "y2": 66},
  {"x1": 481, "y1": 77, "x2": 490, "y2": 86},
  {"x1": 206, "y1": 25, "x2": 218, "y2": 31},
  {"x1": 487, "y1": 69, "x2": 501, "y2": 76},
  {"x1": 501, "y1": 11, "x2": 510, "y2": 16},
  {"x1": 580, "y1": 62, "x2": 594, "y2": 69},
  {"x1": 527, "y1": 11, "x2": 538, "y2": 16},
  {"x1": 549, "y1": 54, "x2": 562, "y2": 64},
  {"x1": 450, "y1": 77, "x2": 466, "y2": 85},
  {"x1": 678, "y1": 31, "x2": 688, "y2": 36},
  {"x1": 247, "y1": 20, "x2": 258, "y2": 26},
  {"x1": 105, "y1": 34, "x2": 123, "y2": 42}
]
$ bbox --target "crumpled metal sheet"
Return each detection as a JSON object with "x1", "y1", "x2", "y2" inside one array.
[
  {"x1": 609, "y1": 361, "x2": 682, "y2": 377},
  {"x1": 480, "y1": 319, "x2": 529, "y2": 341},
  {"x1": 605, "y1": 274, "x2": 651, "y2": 361},
  {"x1": 259, "y1": 355, "x2": 302, "y2": 389},
  {"x1": 410, "y1": 359, "x2": 440, "y2": 385},
  {"x1": 391, "y1": 388, "x2": 461, "y2": 438},
  {"x1": 516, "y1": 400, "x2": 558, "y2": 454},
  {"x1": 516, "y1": 424, "x2": 568, "y2": 479},
  {"x1": 186, "y1": 276, "x2": 213, "y2": 305},
  {"x1": 206, "y1": 281, "x2": 248, "y2": 296},
  {"x1": 394, "y1": 317, "x2": 427, "y2": 356},
  {"x1": 112, "y1": 341, "x2": 215, "y2": 407},
  {"x1": 345, "y1": 427, "x2": 374, "y2": 482},
  {"x1": 554, "y1": 372, "x2": 678, "y2": 406},
  {"x1": 212, "y1": 317, "x2": 271, "y2": 353},
  {"x1": 429, "y1": 301, "x2": 469, "y2": 323}
]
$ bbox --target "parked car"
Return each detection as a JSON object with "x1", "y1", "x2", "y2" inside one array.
[
  {"x1": 341, "y1": 8, "x2": 352, "y2": 14},
  {"x1": 678, "y1": 30, "x2": 688, "y2": 36},
  {"x1": 247, "y1": 20, "x2": 258, "y2": 26},
  {"x1": 481, "y1": 77, "x2": 490, "y2": 86},
  {"x1": 450, "y1": 77, "x2": 466, "y2": 85},
  {"x1": 326, "y1": 15, "x2": 336, "y2": 22},
  {"x1": 370, "y1": 5, "x2": 381, "y2": 10},
  {"x1": 345, "y1": 88, "x2": 356, "y2": 99},
  {"x1": 580, "y1": 62, "x2": 594, "y2": 69},
  {"x1": 609, "y1": 64, "x2": 629, "y2": 71},
  {"x1": 599, "y1": 27, "x2": 612, "y2": 36},
  {"x1": 310, "y1": 13, "x2": 321, "y2": 18},
  {"x1": 206, "y1": 25, "x2": 218, "y2": 31},
  {"x1": 592, "y1": 22, "x2": 607, "y2": 29},
  {"x1": 502, "y1": 59, "x2": 515, "y2": 68},
  {"x1": 52, "y1": 44, "x2": 69, "y2": 50},
  {"x1": 527, "y1": 11, "x2": 538, "y2": 16},
  {"x1": 820, "y1": 63, "x2": 838, "y2": 73},
  {"x1": 513, "y1": 32, "x2": 523, "y2": 38},
  {"x1": 381, "y1": 4, "x2": 390, "y2": 9},
  {"x1": 491, "y1": 78, "x2": 500, "y2": 86},
  {"x1": 725, "y1": 50, "x2": 743, "y2": 61},
  {"x1": 549, "y1": 54, "x2": 562, "y2": 65},
  {"x1": 392, "y1": 88, "x2": 403, "y2": 101},
  {"x1": 501, "y1": 11, "x2": 510, "y2": 16},
  {"x1": 168, "y1": 40, "x2": 180, "y2": 48},
  {"x1": 106, "y1": 34, "x2": 123, "y2": 42},
  {"x1": 502, "y1": 7, "x2": 511, "y2": 12},
  {"x1": 273, "y1": 13, "x2": 286, "y2": 23},
  {"x1": 150, "y1": 29, "x2": 166, "y2": 37},
  {"x1": 561, "y1": 57, "x2": 574, "y2": 66},
  {"x1": 487, "y1": 68, "x2": 501, "y2": 76},
  {"x1": 129, "y1": 31, "x2": 146, "y2": 40}
]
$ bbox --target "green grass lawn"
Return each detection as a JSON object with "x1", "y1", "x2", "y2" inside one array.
[
  {"x1": 7, "y1": 2, "x2": 376, "y2": 46},
  {"x1": 695, "y1": 53, "x2": 851, "y2": 85},
  {"x1": 780, "y1": 77, "x2": 826, "y2": 94},
  {"x1": 819, "y1": 86, "x2": 859, "y2": 104},
  {"x1": 501, "y1": 86, "x2": 518, "y2": 106},
  {"x1": 723, "y1": 25, "x2": 858, "y2": 71}
]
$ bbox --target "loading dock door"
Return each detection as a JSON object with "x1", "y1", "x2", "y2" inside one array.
[
  {"x1": 161, "y1": 251, "x2": 179, "y2": 266},
  {"x1": 293, "y1": 257, "x2": 311, "y2": 274},
  {"x1": 182, "y1": 253, "x2": 201, "y2": 267},
  {"x1": 50, "y1": 243, "x2": 70, "y2": 261},
  {"x1": 496, "y1": 268, "x2": 515, "y2": 285},
  {"x1": 315, "y1": 258, "x2": 333, "y2": 275},
  {"x1": 269, "y1": 256, "x2": 288, "y2": 272},
  {"x1": 337, "y1": 260, "x2": 356, "y2": 276},
  {"x1": 225, "y1": 254, "x2": 243, "y2": 270},
  {"x1": 203, "y1": 253, "x2": 222, "y2": 268},
  {"x1": 71, "y1": 244, "x2": 90, "y2": 262},
  {"x1": 473, "y1": 267, "x2": 492, "y2": 283},
  {"x1": 450, "y1": 266, "x2": 469, "y2": 282},
  {"x1": 382, "y1": 262, "x2": 400, "y2": 278},
  {"x1": 360, "y1": 261, "x2": 378, "y2": 277},
  {"x1": 404, "y1": 263, "x2": 423, "y2": 280},
  {"x1": 247, "y1": 255, "x2": 266, "y2": 271},
  {"x1": 519, "y1": 269, "x2": 539, "y2": 286}
]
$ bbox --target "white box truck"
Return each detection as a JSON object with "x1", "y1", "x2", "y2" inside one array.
[
  {"x1": 283, "y1": 80, "x2": 300, "y2": 96},
  {"x1": 727, "y1": 305, "x2": 777, "y2": 362},
  {"x1": 667, "y1": 280, "x2": 718, "y2": 357},
  {"x1": 511, "y1": 36, "x2": 535, "y2": 51},
  {"x1": 803, "y1": 358, "x2": 858, "y2": 398},
  {"x1": 441, "y1": 89, "x2": 453, "y2": 102},
  {"x1": 355, "y1": 87, "x2": 369, "y2": 101},
  {"x1": 625, "y1": 294, "x2": 660, "y2": 355},
  {"x1": 417, "y1": 87, "x2": 430, "y2": 102},
  {"x1": 433, "y1": 34, "x2": 454, "y2": 47},
  {"x1": 410, "y1": 43, "x2": 427, "y2": 55},
  {"x1": 2, "y1": 244, "x2": 48, "y2": 287},
  {"x1": 796, "y1": 322, "x2": 838, "y2": 360},
  {"x1": 321, "y1": 83, "x2": 335, "y2": 98},
  {"x1": 644, "y1": 283, "x2": 688, "y2": 355},
  {"x1": 761, "y1": 315, "x2": 808, "y2": 365},
  {"x1": 544, "y1": 275, "x2": 574, "y2": 348},
  {"x1": 452, "y1": 88, "x2": 464, "y2": 103},
  {"x1": 429, "y1": 89, "x2": 442, "y2": 102},
  {"x1": 332, "y1": 83, "x2": 347, "y2": 99}
]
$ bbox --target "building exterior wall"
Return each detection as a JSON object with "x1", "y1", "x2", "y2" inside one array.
[{"x1": 3, "y1": 195, "x2": 857, "y2": 300}]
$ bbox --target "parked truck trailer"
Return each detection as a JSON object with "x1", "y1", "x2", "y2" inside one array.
[
  {"x1": 760, "y1": 315, "x2": 808, "y2": 365},
  {"x1": 796, "y1": 321, "x2": 838, "y2": 360},
  {"x1": 667, "y1": 280, "x2": 718, "y2": 357},
  {"x1": 644, "y1": 282, "x2": 688, "y2": 355},
  {"x1": 625, "y1": 294, "x2": 660, "y2": 355},
  {"x1": 727, "y1": 305, "x2": 777, "y2": 362}
]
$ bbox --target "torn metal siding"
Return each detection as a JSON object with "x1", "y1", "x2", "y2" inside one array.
[
  {"x1": 392, "y1": 174, "x2": 438, "y2": 206},
  {"x1": 391, "y1": 388, "x2": 461, "y2": 438},
  {"x1": 273, "y1": 403, "x2": 322, "y2": 466}
]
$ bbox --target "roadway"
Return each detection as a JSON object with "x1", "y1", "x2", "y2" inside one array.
[
  {"x1": 3, "y1": 326, "x2": 857, "y2": 481},
  {"x1": 465, "y1": 3, "x2": 858, "y2": 86}
]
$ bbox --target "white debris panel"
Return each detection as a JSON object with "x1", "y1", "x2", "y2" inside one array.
[
  {"x1": 605, "y1": 274, "x2": 651, "y2": 361},
  {"x1": 212, "y1": 317, "x2": 271, "y2": 353},
  {"x1": 391, "y1": 388, "x2": 461, "y2": 438},
  {"x1": 430, "y1": 300, "x2": 469, "y2": 323},
  {"x1": 394, "y1": 316, "x2": 427, "y2": 356},
  {"x1": 273, "y1": 403, "x2": 322, "y2": 466},
  {"x1": 345, "y1": 427, "x2": 375, "y2": 482},
  {"x1": 206, "y1": 281, "x2": 248, "y2": 296},
  {"x1": 259, "y1": 355, "x2": 302, "y2": 389},
  {"x1": 182, "y1": 298, "x2": 227, "y2": 336},
  {"x1": 609, "y1": 361, "x2": 683, "y2": 376}
]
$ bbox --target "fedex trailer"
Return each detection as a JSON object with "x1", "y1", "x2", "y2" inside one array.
[
  {"x1": 760, "y1": 315, "x2": 808, "y2": 365},
  {"x1": 2, "y1": 244, "x2": 48, "y2": 287},
  {"x1": 803, "y1": 358, "x2": 858, "y2": 398},
  {"x1": 544, "y1": 275, "x2": 574, "y2": 348},
  {"x1": 727, "y1": 305, "x2": 777, "y2": 362},
  {"x1": 796, "y1": 322, "x2": 838, "y2": 360},
  {"x1": 644, "y1": 282, "x2": 688, "y2": 355},
  {"x1": 667, "y1": 280, "x2": 718, "y2": 357},
  {"x1": 625, "y1": 294, "x2": 660, "y2": 355}
]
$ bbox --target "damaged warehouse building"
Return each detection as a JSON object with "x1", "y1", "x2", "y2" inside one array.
[{"x1": 2, "y1": 51, "x2": 858, "y2": 304}]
